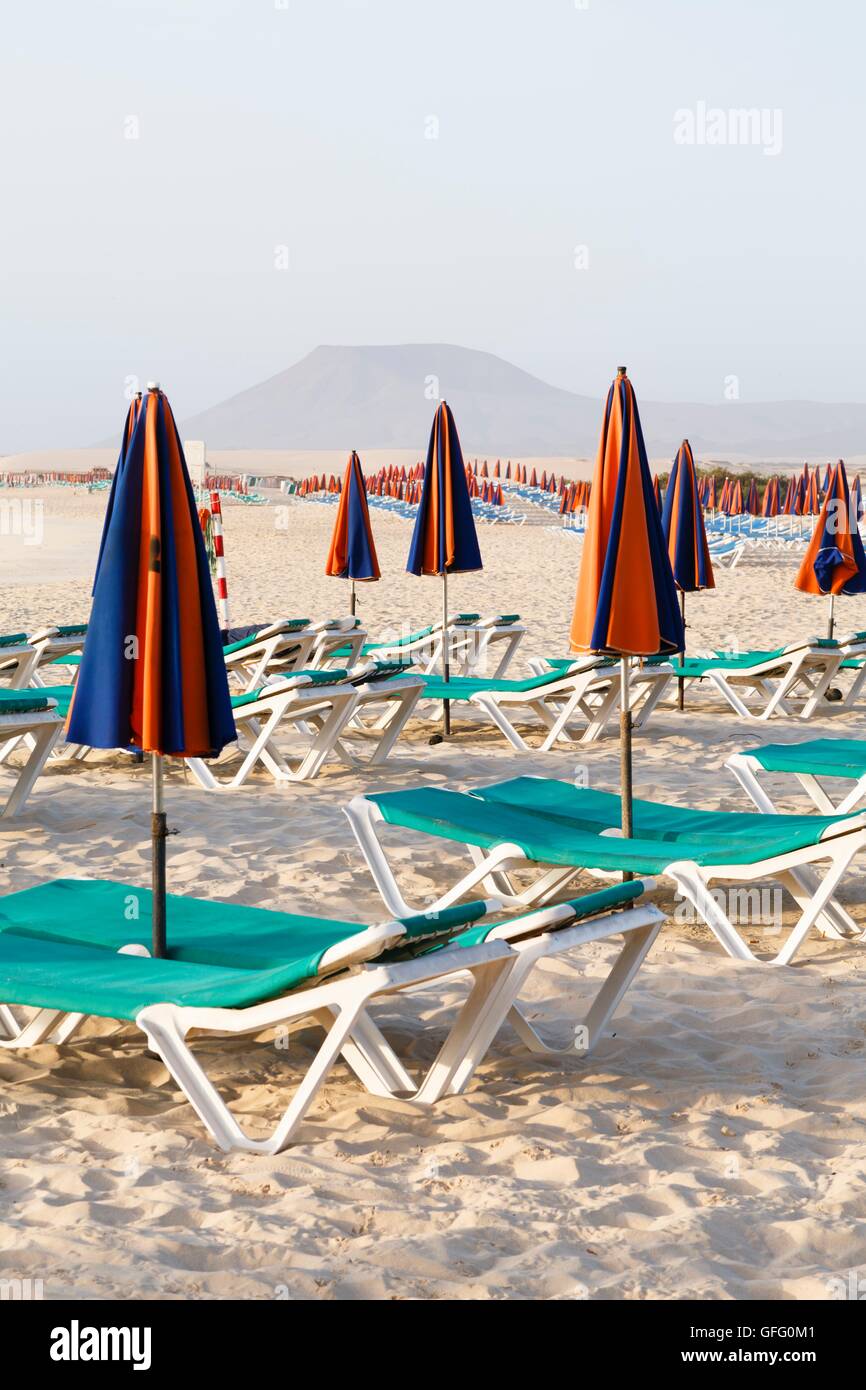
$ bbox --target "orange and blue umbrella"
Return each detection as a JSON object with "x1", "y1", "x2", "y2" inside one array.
[
  {"x1": 761, "y1": 477, "x2": 780, "y2": 517},
  {"x1": 852, "y1": 473, "x2": 863, "y2": 522},
  {"x1": 795, "y1": 459, "x2": 866, "y2": 636},
  {"x1": 325, "y1": 451, "x2": 380, "y2": 615},
  {"x1": 745, "y1": 479, "x2": 760, "y2": 515},
  {"x1": 571, "y1": 369, "x2": 682, "y2": 658},
  {"x1": 407, "y1": 401, "x2": 482, "y2": 737},
  {"x1": 68, "y1": 385, "x2": 235, "y2": 955},
  {"x1": 570, "y1": 368, "x2": 683, "y2": 847},
  {"x1": 661, "y1": 440, "x2": 714, "y2": 595},
  {"x1": 661, "y1": 439, "x2": 714, "y2": 709}
]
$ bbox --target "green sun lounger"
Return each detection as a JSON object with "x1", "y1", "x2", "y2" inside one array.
[
  {"x1": 346, "y1": 775, "x2": 866, "y2": 965},
  {"x1": 0, "y1": 876, "x2": 662, "y2": 1151}
]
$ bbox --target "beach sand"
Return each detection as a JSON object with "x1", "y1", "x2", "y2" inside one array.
[{"x1": 1, "y1": 487, "x2": 865, "y2": 1301}]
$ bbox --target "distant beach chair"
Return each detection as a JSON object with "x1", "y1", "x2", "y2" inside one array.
[
  {"x1": 0, "y1": 689, "x2": 63, "y2": 816},
  {"x1": 0, "y1": 876, "x2": 661, "y2": 1152},
  {"x1": 346, "y1": 775, "x2": 866, "y2": 965},
  {"x1": 0, "y1": 634, "x2": 40, "y2": 689},
  {"x1": 26, "y1": 624, "x2": 88, "y2": 685},
  {"x1": 186, "y1": 662, "x2": 423, "y2": 787},
  {"x1": 410, "y1": 656, "x2": 672, "y2": 749},
  {"x1": 667, "y1": 640, "x2": 844, "y2": 720}
]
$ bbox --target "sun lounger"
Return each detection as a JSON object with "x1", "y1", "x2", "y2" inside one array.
[
  {"x1": 411, "y1": 657, "x2": 672, "y2": 748},
  {"x1": 667, "y1": 640, "x2": 844, "y2": 720},
  {"x1": 346, "y1": 776, "x2": 866, "y2": 965},
  {"x1": 221, "y1": 618, "x2": 367, "y2": 691},
  {"x1": 0, "y1": 690, "x2": 63, "y2": 817},
  {"x1": 0, "y1": 876, "x2": 661, "y2": 1151},
  {"x1": 727, "y1": 739, "x2": 866, "y2": 816},
  {"x1": 186, "y1": 662, "x2": 423, "y2": 786}
]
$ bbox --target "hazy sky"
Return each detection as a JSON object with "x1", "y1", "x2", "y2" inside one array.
[{"x1": 2, "y1": 0, "x2": 864, "y2": 451}]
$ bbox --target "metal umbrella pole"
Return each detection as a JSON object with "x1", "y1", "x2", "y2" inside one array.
[
  {"x1": 620, "y1": 657, "x2": 633, "y2": 882},
  {"x1": 151, "y1": 753, "x2": 168, "y2": 958}
]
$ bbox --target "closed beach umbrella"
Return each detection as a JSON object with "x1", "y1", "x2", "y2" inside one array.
[
  {"x1": 661, "y1": 439, "x2": 715, "y2": 709},
  {"x1": 571, "y1": 368, "x2": 683, "y2": 852},
  {"x1": 67, "y1": 384, "x2": 235, "y2": 956},
  {"x1": 795, "y1": 459, "x2": 866, "y2": 637},
  {"x1": 407, "y1": 400, "x2": 482, "y2": 737},
  {"x1": 325, "y1": 451, "x2": 380, "y2": 615},
  {"x1": 745, "y1": 479, "x2": 760, "y2": 515},
  {"x1": 652, "y1": 475, "x2": 663, "y2": 511},
  {"x1": 728, "y1": 479, "x2": 744, "y2": 515},
  {"x1": 761, "y1": 477, "x2": 780, "y2": 517}
]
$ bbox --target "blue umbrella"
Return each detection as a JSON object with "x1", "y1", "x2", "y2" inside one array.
[{"x1": 407, "y1": 401, "x2": 482, "y2": 736}]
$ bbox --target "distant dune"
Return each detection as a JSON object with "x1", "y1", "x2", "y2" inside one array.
[
  {"x1": 176, "y1": 343, "x2": 866, "y2": 460},
  {"x1": 8, "y1": 344, "x2": 866, "y2": 472}
]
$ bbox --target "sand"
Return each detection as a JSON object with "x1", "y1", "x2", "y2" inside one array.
[{"x1": 1, "y1": 487, "x2": 865, "y2": 1301}]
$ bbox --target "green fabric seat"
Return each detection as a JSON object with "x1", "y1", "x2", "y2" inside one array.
[
  {"x1": 743, "y1": 739, "x2": 866, "y2": 780},
  {"x1": 229, "y1": 669, "x2": 349, "y2": 709},
  {"x1": 451, "y1": 882, "x2": 644, "y2": 948},
  {"x1": 51, "y1": 652, "x2": 81, "y2": 667},
  {"x1": 472, "y1": 777, "x2": 855, "y2": 854},
  {"x1": 55, "y1": 624, "x2": 87, "y2": 636},
  {"x1": 0, "y1": 690, "x2": 52, "y2": 715},
  {"x1": 367, "y1": 781, "x2": 858, "y2": 876},
  {"x1": 0, "y1": 633, "x2": 28, "y2": 649},
  {"x1": 0, "y1": 879, "x2": 491, "y2": 1019},
  {"x1": 30, "y1": 684, "x2": 73, "y2": 718},
  {"x1": 0, "y1": 931, "x2": 332, "y2": 1021},
  {"x1": 417, "y1": 666, "x2": 586, "y2": 701}
]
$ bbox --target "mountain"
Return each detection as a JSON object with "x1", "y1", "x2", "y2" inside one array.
[{"x1": 177, "y1": 344, "x2": 866, "y2": 459}]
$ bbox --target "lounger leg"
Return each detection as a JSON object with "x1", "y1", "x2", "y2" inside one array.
[
  {"x1": 471, "y1": 694, "x2": 530, "y2": 751},
  {"x1": 630, "y1": 675, "x2": 672, "y2": 730},
  {"x1": 505, "y1": 920, "x2": 663, "y2": 1056},
  {"x1": 665, "y1": 863, "x2": 760, "y2": 962},
  {"x1": 137, "y1": 995, "x2": 372, "y2": 1155},
  {"x1": 0, "y1": 720, "x2": 62, "y2": 818},
  {"x1": 411, "y1": 956, "x2": 523, "y2": 1105}
]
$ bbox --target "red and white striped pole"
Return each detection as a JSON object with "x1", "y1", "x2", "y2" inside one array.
[{"x1": 210, "y1": 489, "x2": 230, "y2": 637}]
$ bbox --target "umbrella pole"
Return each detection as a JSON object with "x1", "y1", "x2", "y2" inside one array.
[
  {"x1": 620, "y1": 657, "x2": 633, "y2": 882},
  {"x1": 828, "y1": 592, "x2": 835, "y2": 641},
  {"x1": 442, "y1": 571, "x2": 451, "y2": 736},
  {"x1": 350, "y1": 580, "x2": 356, "y2": 619},
  {"x1": 677, "y1": 590, "x2": 686, "y2": 711},
  {"x1": 151, "y1": 753, "x2": 168, "y2": 958}
]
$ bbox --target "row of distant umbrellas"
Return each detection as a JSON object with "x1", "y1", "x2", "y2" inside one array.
[
  {"x1": 65, "y1": 376, "x2": 866, "y2": 961},
  {"x1": 299, "y1": 457, "x2": 866, "y2": 525}
]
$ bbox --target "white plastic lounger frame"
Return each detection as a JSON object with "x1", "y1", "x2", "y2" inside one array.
[
  {"x1": 0, "y1": 643, "x2": 40, "y2": 690},
  {"x1": 685, "y1": 642, "x2": 844, "y2": 721},
  {"x1": 450, "y1": 617, "x2": 526, "y2": 679},
  {"x1": 26, "y1": 627, "x2": 87, "y2": 686},
  {"x1": 186, "y1": 677, "x2": 360, "y2": 788},
  {"x1": 223, "y1": 622, "x2": 323, "y2": 691},
  {"x1": 447, "y1": 661, "x2": 672, "y2": 752},
  {"x1": 345, "y1": 793, "x2": 866, "y2": 966},
  {"x1": 0, "y1": 705, "x2": 63, "y2": 817},
  {"x1": 334, "y1": 675, "x2": 424, "y2": 767},
  {"x1": 727, "y1": 750, "x2": 866, "y2": 817}
]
